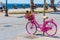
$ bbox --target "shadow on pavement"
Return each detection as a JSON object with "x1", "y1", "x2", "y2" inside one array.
[
  {"x1": 4, "y1": 16, "x2": 24, "y2": 18},
  {"x1": 17, "y1": 16, "x2": 24, "y2": 18},
  {"x1": 35, "y1": 34, "x2": 60, "y2": 39},
  {"x1": 4, "y1": 25, "x2": 12, "y2": 27},
  {"x1": 35, "y1": 34, "x2": 43, "y2": 37},
  {"x1": 24, "y1": 35, "x2": 39, "y2": 39},
  {"x1": 50, "y1": 12, "x2": 60, "y2": 14}
]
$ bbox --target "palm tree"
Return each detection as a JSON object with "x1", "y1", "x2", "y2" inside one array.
[
  {"x1": 5, "y1": 0, "x2": 8, "y2": 16},
  {"x1": 30, "y1": 0, "x2": 34, "y2": 13},
  {"x1": 50, "y1": 0, "x2": 54, "y2": 8},
  {"x1": 50, "y1": 0, "x2": 57, "y2": 11}
]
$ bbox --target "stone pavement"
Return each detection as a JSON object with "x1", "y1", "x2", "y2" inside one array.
[{"x1": 0, "y1": 12, "x2": 60, "y2": 40}]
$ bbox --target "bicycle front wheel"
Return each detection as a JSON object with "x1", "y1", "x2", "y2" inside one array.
[
  {"x1": 26, "y1": 22, "x2": 37, "y2": 35},
  {"x1": 45, "y1": 21, "x2": 57, "y2": 36}
]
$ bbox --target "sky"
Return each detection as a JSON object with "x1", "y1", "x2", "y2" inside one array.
[{"x1": 0, "y1": 0, "x2": 60, "y2": 4}]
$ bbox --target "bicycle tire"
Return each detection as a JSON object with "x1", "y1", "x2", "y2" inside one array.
[
  {"x1": 45, "y1": 21, "x2": 57, "y2": 36},
  {"x1": 26, "y1": 22, "x2": 37, "y2": 35}
]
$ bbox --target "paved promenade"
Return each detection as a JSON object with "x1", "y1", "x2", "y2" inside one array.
[
  {"x1": 2, "y1": 7, "x2": 54, "y2": 14},
  {"x1": 0, "y1": 12, "x2": 60, "y2": 40}
]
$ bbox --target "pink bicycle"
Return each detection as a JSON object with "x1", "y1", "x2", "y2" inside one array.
[{"x1": 25, "y1": 14, "x2": 57, "y2": 36}]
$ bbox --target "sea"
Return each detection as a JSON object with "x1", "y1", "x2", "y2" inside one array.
[{"x1": 3, "y1": 4, "x2": 59, "y2": 9}]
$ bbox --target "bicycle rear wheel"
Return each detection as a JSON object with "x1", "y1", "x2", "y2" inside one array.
[
  {"x1": 45, "y1": 21, "x2": 57, "y2": 36},
  {"x1": 26, "y1": 22, "x2": 37, "y2": 35}
]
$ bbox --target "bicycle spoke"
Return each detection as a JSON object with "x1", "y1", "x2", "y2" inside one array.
[{"x1": 45, "y1": 21, "x2": 57, "y2": 36}]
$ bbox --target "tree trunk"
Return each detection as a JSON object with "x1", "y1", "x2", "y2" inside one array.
[
  {"x1": 50, "y1": 0, "x2": 54, "y2": 8},
  {"x1": 50, "y1": 0, "x2": 57, "y2": 11},
  {"x1": 30, "y1": 0, "x2": 34, "y2": 13},
  {"x1": 5, "y1": 0, "x2": 8, "y2": 16}
]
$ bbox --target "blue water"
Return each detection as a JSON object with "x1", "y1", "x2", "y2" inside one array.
[
  {"x1": 3, "y1": 4, "x2": 43, "y2": 9},
  {"x1": 3, "y1": 4, "x2": 58, "y2": 9}
]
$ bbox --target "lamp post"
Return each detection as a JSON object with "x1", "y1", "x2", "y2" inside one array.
[{"x1": 5, "y1": 0, "x2": 8, "y2": 16}]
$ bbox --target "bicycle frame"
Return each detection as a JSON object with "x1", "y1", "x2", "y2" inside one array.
[
  {"x1": 31, "y1": 19, "x2": 42, "y2": 29},
  {"x1": 30, "y1": 18, "x2": 57, "y2": 32}
]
